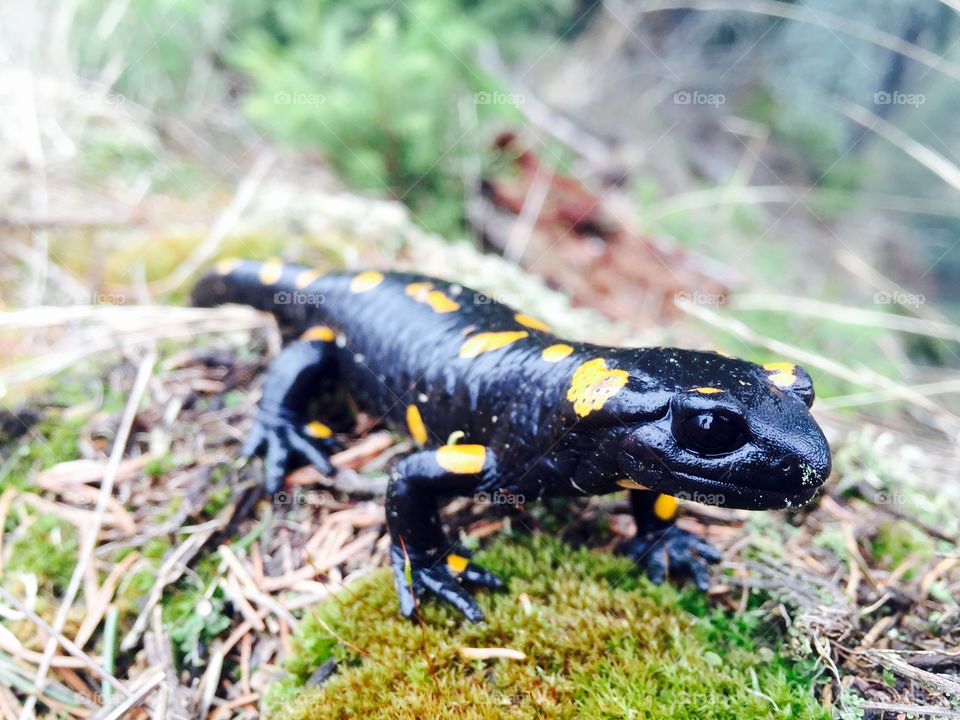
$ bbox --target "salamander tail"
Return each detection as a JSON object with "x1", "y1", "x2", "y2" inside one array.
[{"x1": 191, "y1": 259, "x2": 324, "y2": 334}]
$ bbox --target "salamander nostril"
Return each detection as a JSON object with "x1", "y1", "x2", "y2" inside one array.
[{"x1": 777, "y1": 456, "x2": 801, "y2": 478}]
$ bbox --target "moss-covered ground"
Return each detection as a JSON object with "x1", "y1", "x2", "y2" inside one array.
[{"x1": 265, "y1": 535, "x2": 828, "y2": 720}]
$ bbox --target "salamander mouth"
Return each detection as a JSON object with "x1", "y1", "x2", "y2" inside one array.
[
  {"x1": 619, "y1": 442, "x2": 824, "y2": 511},
  {"x1": 655, "y1": 469, "x2": 820, "y2": 511}
]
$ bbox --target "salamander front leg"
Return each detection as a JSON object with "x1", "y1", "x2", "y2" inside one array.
[
  {"x1": 387, "y1": 446, "x2": 503, "y2": 622},
  {"x1": 244, "y1": 333, "x2": 343, "y2": 494},
  {"x1": 618, "y1": 490, "x2": 721, "y2": 591}
]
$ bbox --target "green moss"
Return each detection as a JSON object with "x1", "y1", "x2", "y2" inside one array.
[
  {"x1": 6, "y1": 514, "x2": 79, "y2": 595},
  {"x1": 870, "y1": 521, "x2": 935, "y2": 572},
  {"x1": 0, "y1": 415, "x2": 85, "y2": 492},
  {"x1": 143, "y1": 537, "x2": 172, "y2": 561},
  {"x1": 266, "y1": 536, "x2": 827, "y2": 719},
  {"x1": 145, "y1": 454, "x2": 175, "y2": 479},
  {"x1": 203, "y1": 483, "x2": 232, "y2": 517}
]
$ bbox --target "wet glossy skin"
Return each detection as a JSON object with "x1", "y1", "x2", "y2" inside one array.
[{"x1": 193, "y1": 261, "x2": 832, "y2": 621}]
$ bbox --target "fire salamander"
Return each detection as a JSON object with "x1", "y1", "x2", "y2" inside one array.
[{"x1": 193, "y1": 261, "x2": 832, "y2": 622}]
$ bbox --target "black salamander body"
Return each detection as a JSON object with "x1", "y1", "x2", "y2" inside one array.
[{"x1": 193, "y1": 261, "x2": 832, "y2": 621}]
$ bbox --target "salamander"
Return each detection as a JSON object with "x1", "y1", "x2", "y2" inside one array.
[{"x1": 192, "y1": 261, "x2": 832, "y2": 622}]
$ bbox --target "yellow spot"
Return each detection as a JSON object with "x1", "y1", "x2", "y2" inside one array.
[
  {"x1": 459, "y1": 331, "x2": 528, "y2": 359},
  {"x1": 406, "y1": 405, "x2": 428, "y2": 446},
  {"x1": 423, "y1": 290, "x2": 460, "y2": 313},
  {"x1": 542, "y1": 344, "x2": 574, "y2": 362},
  {"x1": 405, "y1": 282, "x2": 460, "y2": 313},
  {"x1": 616, "y1": 478, "x2": 650, "y2": 491},
  {"x1": 515, "y1": 313, "x2": 551, "y2": 332},
  {"x1": 566, "y1": 358, "x2": 628, "y2": 418},
  {"x1": 350, "y1": 271, "x2": 384, "y2": 293},
  {"x1": 446, "y1": 554, "x2": 469, "y2": 573},
  {"x1": 295, "y1": 269, "x2": 323, "y2": 289},
  {"x1": 215, "y1": 258, "x2": 241, "y2": 275},
  {"x1": 304, "y1": 421, "x2": 333, "y2": 439},
  {"x1": 405, "y1": 282, "x2": 433, "y2": 297},
  {"x1": 301, "y1": 326, "x2": 336, "y2": 342},
  {"x1": 258, "y1": 259, "x2": 284, "y2": 285},
  {"x1": 690, "y1": 387, "x2": 722, "y2": 395},
  {"x1": 763, "y1": 362, "x2": 797, "y2": 388},
  {"x1": 436, "y1": 444, "x2": 486, "y2": 474},
  {"x1": 653, "y1": 494, "x2": 678, "y2": 521}
]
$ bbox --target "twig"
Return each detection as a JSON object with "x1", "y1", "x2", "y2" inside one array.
[
  {"x1": 858, "y1": 703, "x2": 960, "y2": 718},
  {"x1": 90, "y1": 670, "x2": 165, "y2": 720},
  {"x1": 209, "y1": 692, "x2": 259, "y2": 720},
  {"x1": 21, "y1": 351, "x2": 154, "y2": 720},
  {"x1": 865, "y1": 650, "x2": 960, "y2": 697},
  {"x1": 259, "y1": 530, "x2": 379, "y2": 592}
]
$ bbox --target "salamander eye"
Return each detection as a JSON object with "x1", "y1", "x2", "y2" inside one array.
[{"x1": 677, "y1": 411, "x2": 746, "y2": 456}]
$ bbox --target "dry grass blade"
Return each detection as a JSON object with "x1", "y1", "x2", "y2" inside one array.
[
  {"x1": 150, "y1": 151, "x2": 277, "y2": 296},
  {"x1": 674, "y1": 296, "x2": 960, "y2": 433},
  {"x1": 839, "y1": 102, "x2": 960, "y2": 192},
  {"x1": 819, "y1": 379, "x2": 960, "y2": 410},
  {"x1": 0, "y1": 587, "x2": 128, "y2": 698},
  {"x1": 20, "y1": 350, "x2": 155, "y2": 720},
  {"x1": 73, "y1": 553, "x2": 141, "y2": 651},
  {"x1": 0, "y1": 306, "x2": 265, "y2": 390},
  {"x1": 730, "y1": 294, "x2": 960, "y2": 343},
  {"x1": 89, "y1": 669, "x2": 165, "y2": 720},
  {"x1": 637, "y1": 0, "x2": 960, "y2": 80}
]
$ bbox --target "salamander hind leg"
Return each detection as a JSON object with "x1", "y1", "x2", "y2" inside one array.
[
  {"x1": 244, "y1": 332, "x2": 345, "y2": 495},
  {"x1": 387, "y1": 446, "x2": 504, "y2": 623}
]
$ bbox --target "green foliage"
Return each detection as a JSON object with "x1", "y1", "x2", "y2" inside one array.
[
  {"x1": 229, "y1": 0, "x2": 575, "y2": 236},
  {"x1": 266, "y1": 535, "x2": 827, "y2": 719}
]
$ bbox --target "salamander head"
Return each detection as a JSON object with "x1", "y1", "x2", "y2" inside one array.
[{"x1": 609, "y1": 350, "x2": 831, "y2": 510}]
